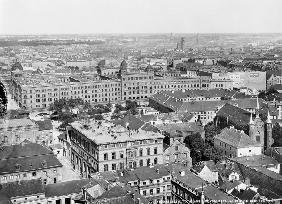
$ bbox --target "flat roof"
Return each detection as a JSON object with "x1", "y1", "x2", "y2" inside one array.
[{"x1": 70, "y1": 120, "x2": 164, "y2": 145}]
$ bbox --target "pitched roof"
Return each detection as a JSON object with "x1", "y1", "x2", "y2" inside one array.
[
  {"x1": 0, "y1": 141, "x2": 62, "y2": 175},
  {"x1": 155, "y1": 122, "x2": 204, "y2": 137},
  {"x1": 214, "y1": 127, "x2": 260, "y2": 148},
  {"x1": 0, "y1": 179, "x2": 44, "y2": 198},
  {"x1": 131, "y1": 165, "x2": 170, "y2": 181},
  {"x1": 95, "y1": 185, "x2": 150, "y2": 204},
  {"x1": 45, "y1": 179, "x2": 93, "y2": 197},
  {"x1": 203, "y1": 185, "x2": 236, "y2": 203},
  {"x1": 216, "y1": 103, "x2": 252, "y2": 128},
  {"x1": 111, "y1": 115, "x2": 145, "y2": 130},
  {"x1": 234, "y1": 188, "x2": 258, "y2": 201},
  {"x1": 220, "y1": 180, "x2": 242, "y2": 192},
  {"x1": 0, "y1": 141, "x2": 53, "y2": 159}
]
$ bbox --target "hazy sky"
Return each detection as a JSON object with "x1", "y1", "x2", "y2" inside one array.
[{"x1": 1, "y1": 0, "x2": 282, "y2": 34}]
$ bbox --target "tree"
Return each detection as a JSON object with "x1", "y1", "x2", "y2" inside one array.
[
  {"x1": 184, "y1": 132, "x2": 223, "y2": 164},
  {"x1": 272, "y1": 123, "x2": 282, "y2": 146},
  {"x1": 204, "y1": 121, "x2": 221, "y2": 146},
  {"x1": 125, "y1": 100, "x2": 138, "y2": 115}
]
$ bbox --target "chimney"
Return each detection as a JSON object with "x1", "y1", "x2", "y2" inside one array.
[
  {"x1": 120, "y1": 171, "x2": 124, "y2": 177},
  {"x1": 180, "y1": 171, "x2": 185, "y2": 176},
  {"x1": 82, "y1": 187, "x2": 87, "y2": 201},
  {"x1": 156, "y1": 169, "x2": 159, "y2": 174}
]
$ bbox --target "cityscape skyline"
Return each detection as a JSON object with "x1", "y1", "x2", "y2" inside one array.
[{"x1": 1, "y1": 0, "x2": 282, "y2": 35}]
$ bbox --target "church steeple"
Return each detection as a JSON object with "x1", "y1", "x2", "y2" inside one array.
[
  {"x1": 266, "y1": 110, "x2": 273, "y2": 150},
  {"x1": 249, "y1": 113, "x2": 254, "y2": 125},
  {"x1": 266, "y1": 110, "x2": 271, "y2": 124},
  {"x1": 200, "y1": 183, "x2": 205, "y2": 204},
  {"x1": 256, "y1": 97, "x2": 260, "y2": 118}
]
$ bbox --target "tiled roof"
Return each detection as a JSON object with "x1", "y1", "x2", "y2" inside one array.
[
  {"x1": 233, "y1": 188, "x2": 258, "y2": 201},
  {"x1": 131, "y1": 165, "x2": 170, "y2": 181},
  {"x1": 179, "y1": 100, "x2": 226, "y2": 112},
  {"x1": 0, "y1": 179, "x2": 44, "y2": 198},
  {"x1": 214, "y1": 127, "x2": 259, "y2": 148},
  {"x1": 0, "y1": 141, "x2": 62, "y2": 175},
  {"x1": 216, "y1": 103, "x2": 252, "y2": 127},
  {"x1": 96, "y1": 185, "x2": 150, "y2": 204},
  {"x1": 45, "y1": 179, "x2": 92, "y2": 197},
  {"x1": 203, "y1": 185, "x2": 236, "y2": 203},
  {"x1": 229, "y1": 98, "x2": 265, "y2": 110},
  {"x1": 0, "y1": 141, "x2": 53, "y2": 159},
  {"x1": 257, "y1": 188, "x2": 281, "y2": 200},
  {"x1": 111, "y1": 115, "x2": 145, "y2": 130},
  {"x1": 219, "y1": 180, "x2": 242, "y2": 192},
  {"x1": 140, "y1": 123, "x2": 159, "y2": 133},
  {"x1": 156, "y1": 122, "x2": 204, "y2": 137}
]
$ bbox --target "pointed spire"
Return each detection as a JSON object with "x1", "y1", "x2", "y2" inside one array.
[
  {"x1": 267, "y1": 110, "x2": 271, "y2": 124},
  {"x1": 256, "y1": 97, "x2": 260, "y2": 118},
  {"x1": 200, "y1": 183, "x2": 205, "y2": 204},
  {"x1": 249, "y1": 113, "x2": 254, "y2": 125}
]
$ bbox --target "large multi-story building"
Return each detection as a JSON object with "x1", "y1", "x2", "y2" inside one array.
[
  {"x1": 171, "y1": 166, "x2": 237, "y2": 204},
  {"x1": 11, "y1": 73, "x2": 121, "y2": 110},
  {"x1": 118, "y1": 165, "x2": 172, "y2": 204},
  {"x1": 66, "y1": 120, "x2": 165, "y2": 177},
  {"x1": 0, "y1": 140, "x2": 63, "y2": 185},
  {"x1": 10, "y1": 69, "x2": 236, "y2": 111}
]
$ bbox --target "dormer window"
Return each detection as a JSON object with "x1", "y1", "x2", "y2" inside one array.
[
  {"x1": 42, "y1": 160, "x2": 47, "y2": 168},
  {"x1": 15, "y1": 164, "x2": 21, "y2": 171}
]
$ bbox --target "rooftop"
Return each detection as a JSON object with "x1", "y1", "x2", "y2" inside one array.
[
  {"x1": 0, "y1": 141, "x2": 62, "y2": 175},
  {"x1": 214, "y1": 127, "x2": 260, "y2": 148},
  {"x1": 230, "y1": 155, "x2": 279, "y2": 168},
  {"x1": 70, "y1": 120, "x2": 164, "y2": 145},
  {"x1": 45, "y1": 179, "x2": 94, "y2": 197}
]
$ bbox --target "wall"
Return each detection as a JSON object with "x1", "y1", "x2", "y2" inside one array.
[{"x1": 237, "y1": 146, "x2": 262, "y2": 157}]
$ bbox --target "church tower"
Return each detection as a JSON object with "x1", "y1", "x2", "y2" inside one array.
[
  {"x1": 266, "y1": 110, "x2": 274, "y2": 150},
  {"x1": 249, "y1": 97, "x2": 264, "y2": 148}
]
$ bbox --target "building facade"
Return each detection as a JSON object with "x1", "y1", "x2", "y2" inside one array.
[
  {"x1": 66, "y1": 120, "x2": 165, "y2": 177},
  {"x1": 0, "y1": 118, "x2": 53, "y2": 146},
  {"x1": 0, "y1": 141, "x2": 63, "y2": 185}
]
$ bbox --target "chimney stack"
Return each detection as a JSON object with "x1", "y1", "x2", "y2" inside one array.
[{"x1": 180, "y1": 171, "x2": 185, "y2": 176}]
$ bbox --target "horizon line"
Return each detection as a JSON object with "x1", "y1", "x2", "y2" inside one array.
[{"x1": 1, "y1": 32, "x2": 282, "y2": 36}]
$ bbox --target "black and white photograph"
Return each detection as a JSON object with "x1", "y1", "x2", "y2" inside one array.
[{"x1": 1, "y1": 0, "x2": 282, "y2": 203}]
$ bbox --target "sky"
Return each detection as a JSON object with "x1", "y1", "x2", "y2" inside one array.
[{"x1": 0, "y1": 0, "x2": 282, "y2": 34}]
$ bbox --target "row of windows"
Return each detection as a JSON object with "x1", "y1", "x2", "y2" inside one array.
[
  {"x1": 103, "y1": 158, "x2": 158, "y2": 171},
  {"x1": 103, "y1": 147, "x2": 158, "y2": 161},
  {"x1": 141, "y1": 185, "x2": 171, "y2": 196},
  {"x1": 103, "y1": 140, "x2": 159, "y2": 149}
]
